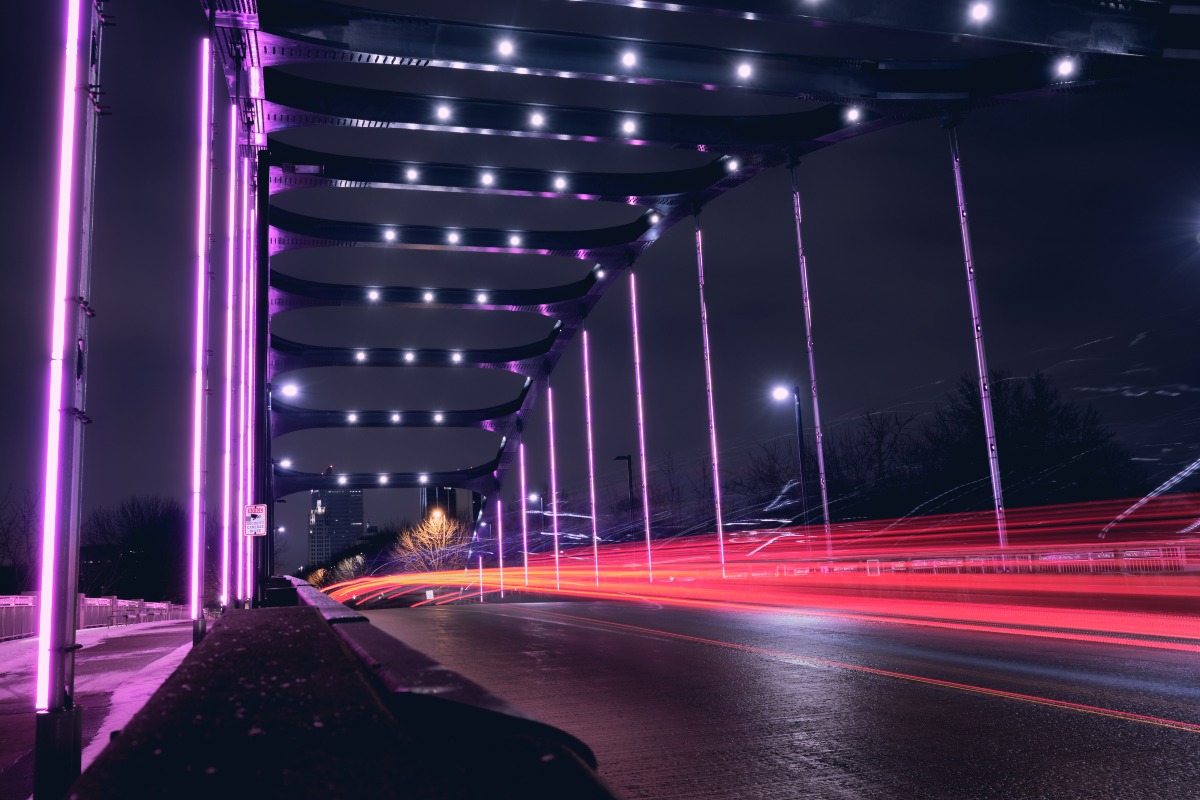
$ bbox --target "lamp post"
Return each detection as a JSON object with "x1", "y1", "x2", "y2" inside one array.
[
  {"x1": 613, "y1": 454, "x2": 634, "y2": 526},
  {"x1": 771, "y1": 385, "x2": 809, "y2": 528}
]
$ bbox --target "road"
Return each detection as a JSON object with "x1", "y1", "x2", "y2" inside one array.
[{"x1": 368, "y1": 601, "x2": 1200, "y2": 800}]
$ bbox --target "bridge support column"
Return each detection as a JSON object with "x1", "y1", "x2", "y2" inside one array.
[
  {"x1": 547, "y1": 384, "x2": 562, "y2": 590},
  {"x1": 788, "y1": 163, "x2": 833, "y2": 555},
  {"x1": 692, "y1": 214, "x2": 726, "y2": 574},
  {"x1": 254, "y1": 151, "x2": 274, "y2": 603},
  {"x1": 946, "y1": 121, "x2": 1008, "y2": 550},
  {"x1": 628, "y1": 270, "x2": 654, "y2": 582},
  {"x1": 35, "y1": 0, "x2": 105, "y2": 794},
  {"x1": 582, "y1": 329, "x2": 601, "y2": 586},
  {"x1": 190, "y1": 40, "x2": 215, "y2": 643}
]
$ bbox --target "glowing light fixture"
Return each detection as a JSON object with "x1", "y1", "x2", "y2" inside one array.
[
  {"x1": 384, "y1": 229, "x2": 396, "y2": 242},
  {"x1": 582, "y1": 330, "x2": 600, "y2": 586},
  {"x1": 419, "y1": 474, "x2": 429, "y2": 484},
  {"x1": 1056, "y1": 57, "x2": 1076, "y2": 78},
  {"x1": 221, "y1": 104, "x2": 237, "y2": 607},
  {"x1": 846, "y1": 107, "x2": 861, "y2": 122},
  {"x1": 404, "y1": 351, "x2": 416, "y2": 363},
  {"x1": 423, "y1": 291, "x2": 434, "y2": 303},
  {"x1": 530, "y1": 112, "x2": 545, "y2": 127},
  {"x1": 379, "y1": 475, "x2": 389, "y2": 485},
  {"x1": 280, "y1": 459, "x2": 293, "y2": 468},
  {"x1": 509, "y1": 234, "x2": 522, "y2": 247},
  {"x1": 547, "y1": 383, "x2": 561, "y2": 590},
  {"x1": 447, "y1": 232, "x2": 460, "y2": 244},
  {"x1": 451, "y1": 352, "x2": 463, "y2": 364},
  {"x1": 355, "y1": 351, "x2": 366, "y2": 362},
  {"x1": 406, "y1": 168, "x2": 419, "y2": 181},
  {"x1": 368, "y1": 290, "x2": 380, "y2": 301},
  {"x1": 649, "y1": 213, "x2": 660, "y2": 224},
  {"x1": 436, "y1": 104, "x2": 451, "y2": 121},
  {"x1": 337, "y1": 475, "x2": 348, "y2": 486},
  {"x1": 498, "y1": 39, "x2": 514, "y2": 56},
  {"x1": 281, "y1": 384, "x2": 298, "y2": 398},
  {"x1": 621, "y1": 51, "x2": 637, "y2": 68},
  {"x1": 434, "y1": 412, "x2": 445, "y2": 423},
  {"x1": 727, "y1": 159, "x2": 740, "y2": 172},
  {"x1": 737, "y1": 62, "x2": 752, "y2": 79},
  {"x1": 771, "y1": 385, "x2": 791, "y2": 402},
  {"x1": 391, "y1": 413, "x2": 401, "y2": 422},
  {"x1": 629, "y1": 271, "x2": 654, "y2": 581},
  {"x1": 481, "y1": 172, "x2": 495, "y2": 186},
  {"x1": 477, "y1": 292, "x2": 489, "y2": 303},
  {"x1": 970, "y1": 2, "x2": 990, "y2": 22},
  {"x1": 553, "y1": 176, "x2": 567, "y2": 191},
  {"x1": 622, "y1": 118, "x2": 637, "y2": 135},
  {"x1": 348, "y1": 413, "x2": 358, "y2": 423},
  {"x1": 596, "y1": 269, "x2": 606, "y2": 279},
  {"x1": 520, "y1": 443, "x2": 530, "y2": 585}
]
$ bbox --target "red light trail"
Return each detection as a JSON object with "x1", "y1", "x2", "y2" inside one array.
[{"x1": 328, "y1": 495, "x2": 1200, "y2": 652}]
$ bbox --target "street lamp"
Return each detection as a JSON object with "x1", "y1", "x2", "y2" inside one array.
[
  {"x1": 772, "y1": 385, "x2": 809, "y2": 528},
  {"x1": 613, "y1": 455, "x2": 634, "y2": 525}
]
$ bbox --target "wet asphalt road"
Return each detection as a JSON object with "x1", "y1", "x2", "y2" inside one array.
[{"x1": 367, "y1": 602, "x2": 1200, "y2": 800}]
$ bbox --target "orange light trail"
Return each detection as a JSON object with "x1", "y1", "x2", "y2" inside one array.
[{"x1": 329, "y1": 495, "x2": 1200, "y2": 651}]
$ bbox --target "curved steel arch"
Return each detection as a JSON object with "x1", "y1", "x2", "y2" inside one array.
[{"x1": 203, "y1": 0, "x2": 1197, "y2": 568}]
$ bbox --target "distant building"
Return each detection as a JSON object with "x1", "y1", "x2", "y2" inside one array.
[
  {"x1": 308, "y1": 466, "x2": 365, "y2": 565},
  {"x1": 420, "y1": 486, "x2": 477, "y2": 524}
]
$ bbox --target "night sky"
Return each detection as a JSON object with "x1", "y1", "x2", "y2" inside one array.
[{"x1": 5, "y1": 2, "x2": 1200, "y2": 573}]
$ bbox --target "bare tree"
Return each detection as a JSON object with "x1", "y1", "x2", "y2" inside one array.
[
  {"x1": 0, "y1": 486, "x2": 39, "y2": 593},
  {"x1": 388, "y1": 515, "x2": 471, "y2": 573}
]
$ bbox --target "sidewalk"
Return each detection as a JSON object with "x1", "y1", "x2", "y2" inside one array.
[{"x1": 0, "y1": 621, "x2": 192, "y2": 800}]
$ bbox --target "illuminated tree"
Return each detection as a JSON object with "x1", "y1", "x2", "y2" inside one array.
[{"x1": 388, "y1": 514, "x2": 471, "y2": 573}]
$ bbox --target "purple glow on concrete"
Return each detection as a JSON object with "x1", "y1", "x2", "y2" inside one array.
[
  {"x1": 693, "y1": 220, "x2": 726, "y2": 570},
  {"x1": 191, "y1": 39, "x2": 212, "y2": 620},
  {"x1": 520, "y1": 443, "x2": 529, "y2": 586},
  {"x1": 789, "y1": 167, "x2": 832, "y2": 554},
  {"x1": 496, "y1": 498, "x2": 504, "y2": 598},
  {"x1": 36, "y1": 0, "x2": 84, "y2": 712},
  {"x1": 582, "y1": 330, "x2": 600, "y2": 586},
  {"x1": 221, "y1": 104, "x2": 236, "y2": 605},
  {"x1": 949, "y1": 126, "x2": 1008, "y2": 549},
  {"x1": 547, "y1": 384, "x2": 561, "y2": 590},
  {"x1": 629, "y1": 271, "x2": 654, "y2": 582}
]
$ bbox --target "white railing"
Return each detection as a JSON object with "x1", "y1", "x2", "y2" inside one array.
[{"x1": 0, "y1": 594, "x2": 188, "y2": 642}]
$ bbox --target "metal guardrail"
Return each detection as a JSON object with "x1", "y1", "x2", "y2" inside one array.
[{"x1": 0, "y1": 594, "x2": 188, "y2": 642}]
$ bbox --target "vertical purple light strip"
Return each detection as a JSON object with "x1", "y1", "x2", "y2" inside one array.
[
  {"x1": 245, "y1": 199, "x2": 258, "y2": 600},
  {"x1": 948, "y1": 125, "x2": 1008, "y2": 549},
  {"x1": 582, "y1": 329, "x2": 600, "y2": 586},
  {"x1": 190, "y1": 40, "x2": 213, "y2": 621},
  {"x1": 519, "y1": 443, "x2": 529, "y2": 586},
  {"x1": 789, "y1": 165, "x2": 833, "y2": 555},
  {"x1": 628, "y1": 271, "x2": 654, "y2": 582},
  {"x1": 220, "y1": 105, "x2": 236, "y2": 605},
  {"x1": 547, "y1": 384, "x2": 561, "y2": 590},
  {"x1": 36, "y1": 0, "x2": 84, "y2": 712},
  {"x1": 496, "y1": 498, "x2": 504, "y2": 598},
  {"x1": 693, "y1": 217, "x2": 726, "y2": 572},
  {"x1": 236, "y1": 156, "x2": 249, "y2": 602}
]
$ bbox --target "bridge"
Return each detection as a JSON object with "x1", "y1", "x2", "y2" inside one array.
[{"x1": 24, "y1": 0, "x2": 1200, "y2": 797}]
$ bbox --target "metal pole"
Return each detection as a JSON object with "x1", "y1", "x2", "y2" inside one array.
[
  {"x1": 235, "y1": 154, "x2": 249, "y2": 607},
  {"x1": 692, "y1": 214, "x2": 726, "y2": 573},
  {"x1": 791, "y1": 386, "x2": 809, "y2": 526},
  {"x1": 221, "y1": 104, "x2": 237, "y2": 607},
  {"x1": 519, "y1": 443, "x2": 529, "y2": 586},
  {"x1": 628, "y1": 272, "x2": 654, "y2": 581},
  {"x1": 547, "y1": 384, "x2": 561, "y2": 591},
  {"x1": 496, "y1": 498, "x2": 504, "y2": 598},
  {"x1": 946, "y1": 122, "x2": 1008, "y2": 549},
  {"x1": 788, "y1": 163, "x2": 832, "y2": 555},
  {"x1": 582, "y1": 330, "x2": 600, "y2": 586},
  {"x1": 35, "y1": 1, "x2": 103, "y2": 793}
]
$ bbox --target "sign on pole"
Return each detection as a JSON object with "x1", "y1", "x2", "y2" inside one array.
[{"x1": 244, "y1": 504, "x2": 267, "y2": 536}]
